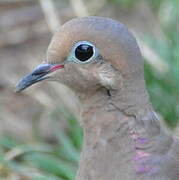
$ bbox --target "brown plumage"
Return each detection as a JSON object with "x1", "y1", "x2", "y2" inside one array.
[{"x1": 16, "y1": 17, "x2": 179, "y2": 180}]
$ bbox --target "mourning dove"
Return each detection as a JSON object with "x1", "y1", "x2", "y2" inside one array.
[{"x1": 16, "y1": 17, "x2": 179, "y2": 180}]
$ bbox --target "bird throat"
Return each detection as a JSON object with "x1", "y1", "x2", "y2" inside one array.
[{"x1": 76, "y1": 89, "x2": 165, "y2": 180}]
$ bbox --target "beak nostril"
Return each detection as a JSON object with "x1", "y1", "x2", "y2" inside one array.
[
  {"x1": 32, "y1": 71, "x2": 48, "y2": 76},
  {"x1": 32, "y1": 64, "x2": 52, "y2": 76}
]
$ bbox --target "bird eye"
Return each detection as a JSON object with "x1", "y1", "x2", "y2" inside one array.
[{"x1": 75, "y1": 44, "x2": 94, "y2": 62}]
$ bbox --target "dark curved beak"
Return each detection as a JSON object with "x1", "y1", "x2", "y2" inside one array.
[{"x1": 16, "y1": 63, "x2": 64, "y2": 92}]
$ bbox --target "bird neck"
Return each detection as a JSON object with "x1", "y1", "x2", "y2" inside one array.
[{"x1": 76, "y1": 83, "x2": 170, "y2": 180}]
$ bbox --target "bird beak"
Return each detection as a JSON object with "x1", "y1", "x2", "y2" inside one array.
[{"x1": 16, "y1": 63, "x2": 64, "y2": 92}]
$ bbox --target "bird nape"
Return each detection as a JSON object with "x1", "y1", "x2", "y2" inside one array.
[{"x1": 16, "y1": 16, "x2": 179, "y2": 180}]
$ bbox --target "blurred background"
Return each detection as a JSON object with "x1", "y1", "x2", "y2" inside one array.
[{"x1": 0, "y1": 0, "x2": 179, "y2": 179}]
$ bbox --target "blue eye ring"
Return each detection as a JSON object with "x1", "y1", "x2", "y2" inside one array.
[{"x1": 68, "y1": 41, "x2": 99, "y2": 64}]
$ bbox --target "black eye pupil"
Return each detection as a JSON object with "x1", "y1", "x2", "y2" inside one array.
[{"x1": 75, "y1": 44, "x2": 94, "y2": 62}]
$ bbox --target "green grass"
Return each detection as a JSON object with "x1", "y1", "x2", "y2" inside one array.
[
  {"x1": 0, "y1": 111, "x2": 82, "y2": 179},
  {"x1": 144, "y1": 0, "x2": 179, "y2": 127}
]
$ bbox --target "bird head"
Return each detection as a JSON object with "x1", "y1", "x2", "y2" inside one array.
[{"x1": 16, "y1": 17, "x2": 144, "y2": 100}]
